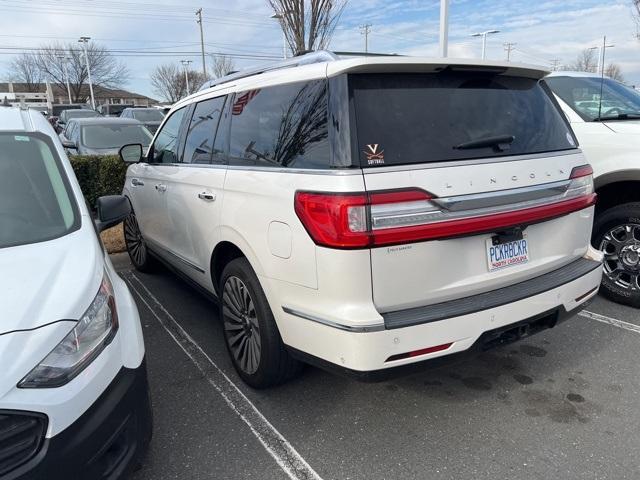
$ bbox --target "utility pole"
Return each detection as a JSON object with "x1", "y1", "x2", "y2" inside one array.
[
  {"x1": 503, "y1": 42, "x2": 516, "y2": 61},
  {"x1": 439, "y1": 0, "x2": 449, "y2": 57},
  {"x1": 181, "y1": 60, "x2": 192, "y2": 96},
  {"x1": 78, "y1": 37, "x2": 95, "y2": 109},
  {"x1": 56, "y1": 54, "x2": 72, "y2": 104},
  {"x1": 196, "y1": 8, "x2": 206, "y2": 77},
  {"x1": 360, "y1": 23, "x2": 372, "y2": 53},
  {"x1": 471, "y1": 30, "x2": 500, "y2": 60},
  {"x1": 550, "y1": 59, "x2": 561, "y2": 71},
  {"x1": 270, "y1": 12, "x2": 288, "y2": 59}
]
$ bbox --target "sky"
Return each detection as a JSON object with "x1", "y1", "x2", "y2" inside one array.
[{"x1": 0, "y1": 0, "x2": 638, "y2": 100}]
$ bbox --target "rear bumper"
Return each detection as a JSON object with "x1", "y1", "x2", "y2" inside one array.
[
  {"x1": 280, "y1": 255, "x2": 603, "y2": 373},
  {"x1": 4, "y1": 360, "x2": 152, "y2": 480}
]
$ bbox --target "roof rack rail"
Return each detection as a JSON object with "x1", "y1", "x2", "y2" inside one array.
[
  {"x1": 333, "y1": 51, "x2": 403, "y2": 57},
  {"x1": 199, "y1": 50, "x2": 339, "y2": 92}
]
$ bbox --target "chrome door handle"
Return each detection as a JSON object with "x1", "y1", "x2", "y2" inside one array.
[
  {"x1": 131, "y1": 178, "x2": 144, "y2": 186},
  {"x1": 198, "y1": 192, "x2": 216, "y2": 201},
  {"x1": 155, "y1": 184, "x2": 167, "y2": 192}
]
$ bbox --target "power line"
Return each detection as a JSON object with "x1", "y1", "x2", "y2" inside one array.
[{"x1": 360, "y1": 24, "x2": 372, "y2": 53}]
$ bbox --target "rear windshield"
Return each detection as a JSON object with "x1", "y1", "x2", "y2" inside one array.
[
  {"x1": 350, "y1": 72, "x2": 577, "y2": 167},
  {"x1": 0, "y1": 133, "x2": 79, "y2": 248},
  {"x1": 132, "y1": 109, "x2": 164, "y2": 122},
  {"x1": 82, "y1": 124, "x2": 152, "y2": 149}
]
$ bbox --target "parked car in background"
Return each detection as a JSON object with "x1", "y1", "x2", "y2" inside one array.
[
  {"x1": 546, "y1": 72, "x2": 640, "y2": 307},
  {"x1": 120, "y1": 107, "x2": 164, "y2": 133},
  {"x1": 119, "y1": 52, "x2": 603, "y2": 388},
  {"x1": 60, "y1": 117, "x2": 153, "y2": 156},
  {"x1": 0, "y1": 106, "x2": 151, "y2": 479},
  {"x1": 96, "y1": 103, "x2": 134, "y2": 117},
  {"x1": 55, "y1": 108, "x2": 100, "y2": 134},
  {"x1": 51, "y1": 104, "x2": 86, "y2": 118}
]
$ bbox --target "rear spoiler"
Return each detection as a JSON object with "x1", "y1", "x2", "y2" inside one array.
[{"x1": 326, "y1": 57, "x2": 549, "y2": 80}]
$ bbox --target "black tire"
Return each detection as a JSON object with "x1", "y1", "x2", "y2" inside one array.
[
  {"x1": 123, "y1": 211, "x2": 157, "y2": 273},
  {"x1": 593, "y1": 202, "x2": 640, "y2": 308},
  {"x1": 219, "y1": 257, "x2": 302, "y2": 388}
]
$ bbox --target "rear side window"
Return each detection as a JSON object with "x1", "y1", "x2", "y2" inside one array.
[
  {"x1": 228, "y1": 80, "x2": 329, "y2": 169},
  {"x1": 351, "y1": 72, "x2": 577, "y2": 167},
  {"x1": 151, "y1": 107, "x2": 187, "y2": 164},
  {"x1": 0, "y1": 133, "x2": 79, "y2": 248},
  {"x1": 182, "y1": 96, "x2": 226, "y2": 164}
]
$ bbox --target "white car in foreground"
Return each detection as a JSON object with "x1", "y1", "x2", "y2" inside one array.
[
  {"x1": 120, "y1": 52, "x2": 603, "y2": 388},
  {"x1": 0, "y1": 106, "x2": 151, "y2": 479},
  {"x1": 547, "y1": 72, "x2": 640, "y2": 307}
]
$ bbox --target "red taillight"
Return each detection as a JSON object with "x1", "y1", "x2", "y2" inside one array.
[
  {"x1": 570, "y1": 164, "x2": 593, "y2": 178},
  {"x1": 295, "y1": 173, "x2": 596, "y2": 249}
]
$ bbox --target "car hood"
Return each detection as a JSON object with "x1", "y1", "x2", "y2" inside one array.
[
  {"x1": 0, "y1": 220, "x2": 104, "y2": 335},
  {"x1": 602, "y1": 120, "x2": 640, "y2": 134}
]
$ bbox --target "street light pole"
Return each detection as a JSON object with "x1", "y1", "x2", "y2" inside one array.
[
  {"x1": 56, "y1": 54, "x2": 72, "y2": 104},
  {"x1": 78, "y1": 37, "x2": 95, "y2": 109},
  {"x1": 471, "y1": 30, "x2": 500, "y2": 60},
  {"x1": 439, "y1": 0, "x2": 449, "y2": 57},
  {"x1": 181, "y1": 60, "x2": 192, "y2": 95},
  {"x1": 270, "y1": 12, "x2": 287, "y2": 59}
]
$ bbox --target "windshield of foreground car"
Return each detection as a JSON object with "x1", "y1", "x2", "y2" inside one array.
[
  {"x1": 546, "y1": 76, "x2": 640, "y2": 121},
  {"x1": 81, "y1": 124, "x2": 152, "y2": 149},
  {"x1": 0, "y1": 133, "x2": 79, "y2": 248},
  {"x1": 132, "y1": 109, "x2": 164, "y2": 122}
]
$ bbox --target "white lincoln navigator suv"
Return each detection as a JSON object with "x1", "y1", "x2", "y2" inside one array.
[{"x1": 120, "y1": 52, "x2": 603, "y2": 388}]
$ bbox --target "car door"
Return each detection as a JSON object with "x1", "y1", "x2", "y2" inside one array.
[
  {"x1": 163, "y1": 95, "x2": 228, "y2": 287},
  {"x1": 126, "y1": 106, "x2": 188, "y2": 253}
]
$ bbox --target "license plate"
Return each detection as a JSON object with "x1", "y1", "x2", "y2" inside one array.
[{"x1": 486, "y1": 237, "x2": 530, "y2": 272}]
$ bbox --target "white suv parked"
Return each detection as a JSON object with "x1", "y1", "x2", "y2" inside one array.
[
  {"x1": 0, "y1": 106, "x2": 151, "y2": 479},
  {"x1": 120, "y1": 52, "x2": 603, "y2": 388},
  {"x1": 546, "y1": 72, "x2": 640, "y2": 307}
]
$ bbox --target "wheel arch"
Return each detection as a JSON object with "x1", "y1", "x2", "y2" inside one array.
[
  {"x1": 210, "y1": 228, "x2": 265, "y2": 295},
  {"x1": 594, "y1": 171, "x2": 640, "y2": 214}
]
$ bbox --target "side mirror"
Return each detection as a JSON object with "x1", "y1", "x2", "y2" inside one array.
[
  {"x1": 95, "y1": 195, "x2": 131, "y2": 232},
  {"x1": 119, "y1": 143, "x2": 143, "y2": 164},
  {"x1": 62, "y1": 139, "x2": 76, "y2": 149}
]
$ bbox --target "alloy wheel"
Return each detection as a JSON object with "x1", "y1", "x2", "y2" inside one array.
[
  {"x1": 222, "y1": 276, "x2": 261, "y2": 375},
  {"x1": 123, "y1": 213, "x2": 147, "y2": 266},
  {"x1": 599, "y1": 223, "x2": 640, "y2": 293}
]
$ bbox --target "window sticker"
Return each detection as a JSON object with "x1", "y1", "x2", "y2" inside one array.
[
  {"x1": 14, "y1": 135, "x2": 30, "y2": 142},
  {"x1": 364, "y1": 143, "x2": 384, "y2": 165}
]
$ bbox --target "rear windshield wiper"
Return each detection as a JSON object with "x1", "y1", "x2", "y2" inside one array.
[
  {"x1": 593, "y1": 112, "x2": 640, "y2": 121},
  {"x1": 454, "y1": 134, "x2": 515, "y2": 152}
]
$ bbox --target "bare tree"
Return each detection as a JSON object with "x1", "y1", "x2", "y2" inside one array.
[
  {"x1": 28, "y1": 42, "x2": 128, "y2": 103},
  {"x1": 150, "y1": 63, "x2": 207, "y2": 103},
  {"x1": 634, "y1": 0, "x2": 640, "y2": 38},
  {"x1": 571, "y1": 49, "x2": 598, "y2": 73},
  {"x1": 210, "y1": 54, "x2": 236, "y2": 79},
  {"x1": 267, "y1": 0, "x2": 347, "y2": 56},
  {"x1": 605, "y1": 63, "x2": 624, "y2": 82},
  {"x1": 7, "y1": 53, "x2": 43, "y2": 92}
]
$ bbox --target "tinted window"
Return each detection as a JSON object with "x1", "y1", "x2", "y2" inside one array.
[
  {"x1": 0, "y1": 133, "x2": 79, "y2": 248},
  {"x1": 351, "y1": 73, "x2": 576, "y2": 167},
  {"x1": 546, "y1": 76, "x2": 640, "y2": 121},
  {"x1": 81, "y1": 124, "x2": 153, "y2": 149},
  {"x1": 229, "y1": 80, "x2": 329, "y2": 169},
  {"x1": 151, "y1": 107, "x2": 187, "y2": 164},
  {"x1": 183, "y1": 97, "x2": 225, "y2": 164},
  {"x1": 132, "y1": 109, "x2": 165, "y2": 122}
]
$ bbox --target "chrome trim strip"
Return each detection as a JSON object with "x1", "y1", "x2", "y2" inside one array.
[
  {"x1": 282, "y1": 306, "x2": 385, "y2": 333},
  {"x1": 146, "y1": 239, "x2": 206, "y2": 273},
  {"x1": 139, "y1": 150, "x2": 582, "y2": 175},
  {"x1": 432, "y1": 180, "x2": 571, "y2": 212}
]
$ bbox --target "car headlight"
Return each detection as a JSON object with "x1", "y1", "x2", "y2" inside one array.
[{"x1": 19, "y1": 272, "x2": 119, "y2": 388}]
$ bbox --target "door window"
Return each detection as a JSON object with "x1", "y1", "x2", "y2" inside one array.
[
  {"x1": 150, "y1": 107, "x2": 187, "y2": 164},
  {"x1": 228, "y1": 80, "x2": 329, "y2": 169},
  {"x1": 182, "y1": 96, "x2": 226, "y2": 164}
]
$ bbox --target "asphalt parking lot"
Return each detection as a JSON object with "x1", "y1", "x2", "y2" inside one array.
[{"x1": 110, "y1": 253, "x2": 640, "y2": 480}]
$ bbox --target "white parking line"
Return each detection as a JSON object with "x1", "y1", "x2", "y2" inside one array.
[
  {"x1": 125, "y1": 273, "x2": 323, "y2": 480},
  {"x1": 579, "y1": 310, "x2": 640, "y2": 335}
]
